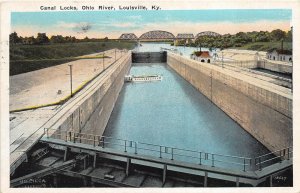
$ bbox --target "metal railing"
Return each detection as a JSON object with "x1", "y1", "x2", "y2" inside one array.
[
  {"x1": 254, "y1": 146, "x2": 293, "y2": 170},
  {"x1": 44, "y1": 128, "x2": 292, "y2": 172}
]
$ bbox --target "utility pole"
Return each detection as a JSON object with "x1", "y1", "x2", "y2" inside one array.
[
  {"x1": 103, "y1": 52, "x2": 105, "y2": 70},
  {"x1": 222, "y1": 51, "x2": 224, "y2": 68},
  {"x1": 68, "y1": 64, "x2": 73, "y2": 97}
]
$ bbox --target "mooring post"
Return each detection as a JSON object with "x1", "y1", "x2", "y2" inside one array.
[
  {"x1": 65, "y1": 131, "x2": 68, "y2": 142},
  {"x1": 243, "y1": 158, "x2": 246, "y2": 172},
  {"x1": 73, "y1": 132, "x2": 76, "y2": 143},
  {"x1": 171, "y1": 148, "x2": 174, "y2": 160},
  {"x1": 279, "y1": 150, "x2": 282, "y2": 163},
  {"x1": 63, "y1": 147, "x2": 68, "y2": 161},
  {"x1": 199, "y1": 152, "x2": 202, "y2": 165},
  {"x1": 83, "y1": 176, "x2": 89, "y2": 187},
  {"x1": 126, "y1": 158, "x2": 131, "y2": 176},
  {"x1": 93, "y1": 153, "x2": 97, "y2": 168},
  {"x1": 287, "y1": 148, "x2": 290, "y2": 160},
  {"x1": 163, "y1": 164, "x2": 167, "y2": 184},
  {"x1": 204, "y1": 171, "x2": 208, "y2": 187},
  {"x1": 124, "y1": 140, "x2": 127, "y2": 152},
  {"x1": 46, "y1": 128, "x2": 49, "y2": 138},
  {"x1": 53, "y1": 174, "x2": 58, "y2": 187},
  {"x1": 212, "y1": 154, "x2": 215, "y2": 167},
  {"x1": 102, "y1": 137, "x2": 105, "y2": 148},
  {"x1": 83, "y1": 156, "x2": 87, "y2": 170},
  {"x1": 134, "y1": 142, "x2": 137, "y2": 154},
  {"x1": 159, "y1": 146, "x2": 162, "y2": 158},
  {"x1": 270, "y1": 174, "x2": 273, "y2": 187},
  {"x1": 236, "y1": 177, "x2": 240, "y2": 187},
  {"x1": 259, "y1": 157, "x2": 262, "y2": 170}
]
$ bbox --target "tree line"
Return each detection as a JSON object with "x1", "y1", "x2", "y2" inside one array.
[
  {"x1": 9, "y1": 32, "x2": 109, "y2": 45},
  {"x1": 176, "y1": 29, "x2": 292, "y2": 49}
]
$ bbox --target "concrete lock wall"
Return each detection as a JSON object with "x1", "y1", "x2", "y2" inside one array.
[
  {"x1": 167, "y1": 52, "x2": 292, "y2": 152},
  {"x1": 257, "y1": 60, "x2": 292, "y2": 74},
  {"x1": 132, "y1": 51, "x2": 167, "y2": 63},
  {"x1": 52, "y1": 53, "x2": 132, "y2": 142}
]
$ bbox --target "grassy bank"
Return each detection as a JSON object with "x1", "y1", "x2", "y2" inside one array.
[
  {"x1": 229, "y1": 41, "x2": 292, "y2": 51},
  {"x1": 10, "y1": 41, "x2": 136, "y2": 75}
]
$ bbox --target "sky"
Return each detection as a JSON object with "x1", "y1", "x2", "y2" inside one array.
[{"x1": 11, "y1": 9, "x2": 292, "y2": 39}]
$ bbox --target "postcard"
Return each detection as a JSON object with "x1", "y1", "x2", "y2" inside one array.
[{"x1": 0, "y1": 0, "x2": 299, "y2": 192}]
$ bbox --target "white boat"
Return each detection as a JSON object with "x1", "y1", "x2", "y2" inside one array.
[{"x1": 125, "y1": 75, "x2": 163, "y2": 82}]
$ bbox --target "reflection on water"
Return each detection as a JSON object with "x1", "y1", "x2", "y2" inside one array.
[{"x1": 104, "y1": 62, "x2": 272, "y2": 170}]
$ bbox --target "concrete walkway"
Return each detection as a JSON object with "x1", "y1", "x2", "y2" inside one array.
[{"x1": 10, "y1": 49, "x2": 125, "y2": 111}]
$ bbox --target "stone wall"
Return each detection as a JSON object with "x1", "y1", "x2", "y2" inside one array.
[
  {"x1": 50, "y1": 53, "x2": 131, "y2": 141},
  {"x1": 257, "y1": 60, "x2": 292, "y2": 74},
  {"x1": 167, "y1": 52, "x2": 292, "y2": 152}
]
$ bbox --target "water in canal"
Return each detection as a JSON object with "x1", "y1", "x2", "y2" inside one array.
[{"x1": 104, "y1": 59, "x2": 272, "y2": 170}]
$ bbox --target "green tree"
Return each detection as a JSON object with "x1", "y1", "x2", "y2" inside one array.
[
  {"x1": 9, "y1": 32, "x2": 21, "y2": 44},
  {"x1": 36, "y1": 33, "x2": 49, "y2": 44},
  {"x1": 270, "y1": 29, "x2": 286, "y2": 41},
  {"x1": 285, "y1": 29, "x2": 292, "y2": 42},
  {"x1": 50, "y1": 35, "x2": 65, "y2": 43}
]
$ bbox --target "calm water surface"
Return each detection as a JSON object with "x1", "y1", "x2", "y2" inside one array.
[{"x1": 104, "y1": 62, "x2": 271, "y2": 167}]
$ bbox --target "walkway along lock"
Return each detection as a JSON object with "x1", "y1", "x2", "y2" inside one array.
[{"x1": 43, "y1": 128, "x2": 292, "y2": 173}]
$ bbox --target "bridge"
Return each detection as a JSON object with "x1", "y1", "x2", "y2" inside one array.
[
  {"x1": 119, "y1": 30, "x2": 221, "y2": 41},
  {"x1": 119, "y1": 33, "x2": 138, "y2": 40}
]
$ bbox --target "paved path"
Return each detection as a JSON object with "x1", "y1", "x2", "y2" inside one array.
[
  {"x1": 217, "y1": 49, "x2": 267, "y2": 61},
  {"x1": 10, "y1": 49, "x2": 125, "y2": 111}
]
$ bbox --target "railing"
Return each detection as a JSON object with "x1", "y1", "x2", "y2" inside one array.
[
  {"x1": 44, "y1": 128, "x2": 292, "y2": 172},
  {"x1": 254, "y1": 146, "x2": 293, "y2": 170}
]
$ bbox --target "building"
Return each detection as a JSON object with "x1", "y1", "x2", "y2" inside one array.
[
  {"x1": 266, "y1": 49, "x2": 292, "y2": 62},
  {"x1": 191, "y1": 51, "x2": 212, "y2": 63}
]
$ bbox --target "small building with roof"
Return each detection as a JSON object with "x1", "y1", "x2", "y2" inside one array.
[
  {"x1": 191, "y1": 51, "x2": 212, "y2": 63},
  {"x1": 266, "y1": 49, "x2": 292, "y2": 62}
]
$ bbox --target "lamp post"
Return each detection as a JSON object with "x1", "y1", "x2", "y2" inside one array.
[{"x1": 68, "y1": 64, "x2": 73, "y2": 97}]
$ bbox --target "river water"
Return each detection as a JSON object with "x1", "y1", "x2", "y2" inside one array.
[
  {"x1": 133, "y1": 42, "x2": 212, "y2": 58},
  {"x1": 103, "y1": 43, "x2": 272, "y2": 170}
]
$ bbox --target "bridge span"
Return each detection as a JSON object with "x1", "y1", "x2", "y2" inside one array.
[{"x1": 119, "y1": 30, "x2": 221, "y2": 41}]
